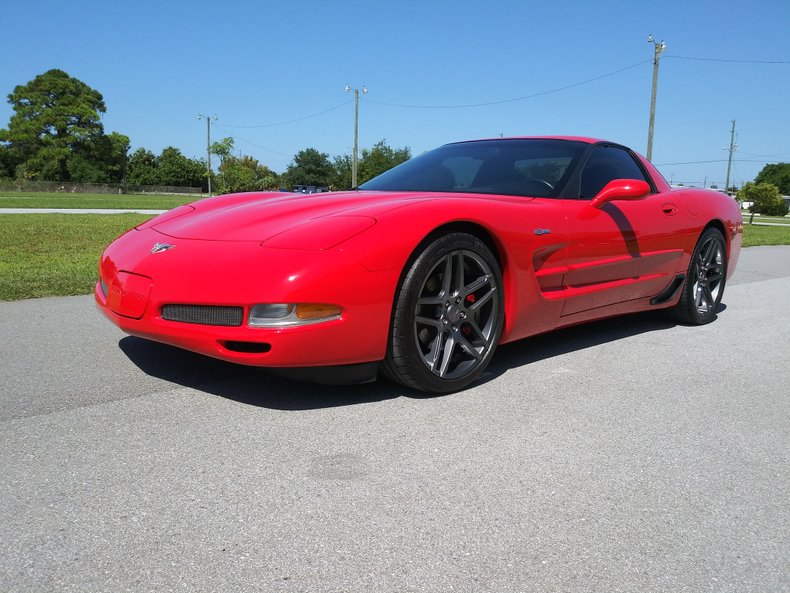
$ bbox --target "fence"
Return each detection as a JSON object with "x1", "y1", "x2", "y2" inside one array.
[{"x1": 0, "y1": 179, "x2": 204, "y2": 196}]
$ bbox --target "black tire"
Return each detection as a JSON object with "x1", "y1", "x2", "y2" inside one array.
[
  {"x1": 383, "y1": 233, "x2": 504, "y2": 393},
  {"x1": 666, "y1": 227, "x2": 727, "y2": 325}
]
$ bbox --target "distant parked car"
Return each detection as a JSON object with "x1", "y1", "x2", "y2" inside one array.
[{"x1": 293, "y1": 185, "x2": 328, "y2": 194}]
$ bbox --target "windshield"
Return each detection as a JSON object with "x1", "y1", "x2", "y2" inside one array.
[{"x1": 359, "y1": 139, "x2": 587, "y2": 198}]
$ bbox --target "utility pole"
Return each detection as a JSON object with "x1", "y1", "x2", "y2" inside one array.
[
  {"x1": 197, "y1": 113, "x2": 218, "y2": 195},
  {"x1": 725, "y1": 120, "x2": 737, "y2": 196},
  {"x1": 646, "y1": 35, "x2": 666, "y2": 162},
  {"x1": 345, "y1": 85, "x2": 367, "y2": 188}
]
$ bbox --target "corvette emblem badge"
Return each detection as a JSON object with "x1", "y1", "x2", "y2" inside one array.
[{"x1": 151, "y1": 242, "x2": 176, "y2": 254}]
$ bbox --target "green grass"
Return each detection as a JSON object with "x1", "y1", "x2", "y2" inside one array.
[
  {"x1": 740, "y1": 213, "x2": 790, "y2": 225},
  {"x1": 0, "y1": 191, "x2": 196, "y2": 210},
  {"x1": 0, "y1": 213, "x2": 153, "y2": 300},
  {"x1": 742, "y1": 223, "x2": 790, "y2": 247},
  {"x1": 0, "y1": 212, "x2": 789, "y2": 301}
]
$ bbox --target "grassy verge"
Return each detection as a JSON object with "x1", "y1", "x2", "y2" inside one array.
[
  {"x1": 742, "y1": 223, "x2": 790, "y2": 247},
  {"x1": 740, "y1": 215, "x2": 790, "y2": 225},
  {"x1": 0, "y1": 192, "x2": 197, "y2": 210},
  {"x1": 1, "y1": 213, "x2": 789, "y2": 301},
  {"x1": 0, "y1": 214, "x2": 152, "y2": 300}
]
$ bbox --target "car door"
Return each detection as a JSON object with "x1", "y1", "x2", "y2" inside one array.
[{"x1": 561, "y1": 145, "x2": 689, "y2": 317}]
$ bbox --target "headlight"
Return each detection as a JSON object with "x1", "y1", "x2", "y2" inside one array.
[{"x1": 249, "y1": 303, "x2": 342, "y2": 327}]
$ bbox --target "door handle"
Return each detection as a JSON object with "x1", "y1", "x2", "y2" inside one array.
[{"x1": 661, "y1": 202, "x2": 678, "y2": 216}]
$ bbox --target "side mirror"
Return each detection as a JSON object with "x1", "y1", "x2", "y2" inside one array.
[{"x1": 589, "y1": 179, "x2": 651, "y2": 208}]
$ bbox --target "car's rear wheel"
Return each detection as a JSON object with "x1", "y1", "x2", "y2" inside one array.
[
  {"x1": 383, "y1": 233, "x2": 504, "y2": 393},
  {"x1": 667, "y1": 227, "x2": 726, "y2": 325}
]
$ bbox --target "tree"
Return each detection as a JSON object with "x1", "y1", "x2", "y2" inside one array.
[
  {"x1": 331, "y1": 140, "x2": 411, "y2": 190},
  {"x1": 0, "y1": 145, "x2": 12, "y2": 179},
  {"x1": 358, "y1": 140, "x2": 411, "y2": 186},
  {"x1": 155, "y1": 147, "x2": 206, "y2": 188},
  {"x1": 95, "y1": 131, "x2": 130, "y2": 181},
  {"x1": 754, "y1": 163, "x2": 790, "y2": 196},
  {"x1": 65, "y1": 131, "x2": 130, "y2": 182},
  {"x1": 0, "y1": 69, "x2": 125, "y2": 182},
  {"x1": 738, "y1": 182, "x2": 789, "y2": 216},
  {"x1": 125, "y1": 146, "x2": 205, "y2": 188},
  {"x1": 126, "y1": 148, "x2": 159, "y2": 185},
  {"x1": 209, "y1": 137, "x2": 280, "y2": 193},
  {"x1": 331, "y1": 153, "x2": 353, "y2": 190},
  {"x1": 282, "y1": 148, "x2": 333, "y2": 189},
  {"x1": 217, "y1": 155, "x2": 279, "y2": 193},
  {"x1": 0, "y1": 137, "x2": 26, "y2": 179},
  {"x1": 210, "y1": 137, "x2": 235, "y2": 166}
]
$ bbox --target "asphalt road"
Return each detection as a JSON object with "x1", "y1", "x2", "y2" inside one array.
[{"x1": 1, "y1": 247, "x2": 788, "y2": 593}]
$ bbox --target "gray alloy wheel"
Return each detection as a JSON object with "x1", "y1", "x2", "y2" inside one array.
[
  {"x1": 667, "y1": 227, "x2": 727, "y2": 325},
  {"x1": 383, "y1": 233, "x2": 504, "y2": 393}
]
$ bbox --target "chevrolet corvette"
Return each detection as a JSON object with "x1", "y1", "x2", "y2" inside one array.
[{"x1": 96, "y1": 137, "x2": 743, "y2": 393}]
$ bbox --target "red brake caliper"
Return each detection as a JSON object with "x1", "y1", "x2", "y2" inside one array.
[{"x1": 462, "y1": 294, "x2": 475, "y2": 336}]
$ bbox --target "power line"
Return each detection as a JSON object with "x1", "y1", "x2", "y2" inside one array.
[
  {"x1": 198, "y1": 52, "x2": 789, "y2": 129},
  {"x1": 738, "y1": 150, "x2": 790, "y2": 158},
  {"x1": 194, "y1": 53, "x2": 790, "y2": 132},
  {"x1": 666, "y1": 55, "x2": 790, "y2": 64},
  {"x1": 212, "y1": 123, "x2": 293, "y2": 157},
  {"x1": 219, "y1": 100, "x2": 353, "y2": 129},
  {"x1": 732, "y1": 160, "x2": 744, "y2": 186},
  {"x1": 655, "y1": 158, "x2": 775, "y2": 166},
  {"x1": 365, "y1": 59, "x2": 651, "y2": 109}
]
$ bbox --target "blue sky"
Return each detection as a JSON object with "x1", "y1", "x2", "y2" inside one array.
[{"x1": 2, "y1": 0, "x2": 789, "y2": 187}]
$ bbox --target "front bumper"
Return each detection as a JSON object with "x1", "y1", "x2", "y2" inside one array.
[{"x1": 95, "y1": 227, "x2": 397, "y2": 367}]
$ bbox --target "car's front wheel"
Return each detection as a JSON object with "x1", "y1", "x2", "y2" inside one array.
[
  {"x1": 383, "y1": 233, "x2": 504, "y2": 393},
  {"x1": 667, "y1": 226, "x2": 727, "y2": 324}
]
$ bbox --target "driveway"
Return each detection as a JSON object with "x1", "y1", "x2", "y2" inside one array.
[{"x1": 1, "y1": 247, "x2": 788, "y2": 593}]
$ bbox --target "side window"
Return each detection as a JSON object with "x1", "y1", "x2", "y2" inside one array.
[{"x1": 580, "y1": 146, "x2": 649, "y2": 199}]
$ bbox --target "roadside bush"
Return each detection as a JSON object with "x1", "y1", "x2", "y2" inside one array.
[{"x1": 738, "y1": 182, "x2": 789, "y2": 216}]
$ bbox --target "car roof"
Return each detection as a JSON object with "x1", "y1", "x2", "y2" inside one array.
[{"x1": 457, "y1": 135, "x2": 604, "y2": 144}]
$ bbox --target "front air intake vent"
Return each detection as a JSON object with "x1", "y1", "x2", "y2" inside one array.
[{"x1": 162, "y1": 304, "x2": 243, "y2": 327}]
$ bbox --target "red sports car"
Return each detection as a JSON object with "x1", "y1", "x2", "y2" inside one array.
[{"x1": 96, "y1": 137, "x2": 742, "y2": 393}]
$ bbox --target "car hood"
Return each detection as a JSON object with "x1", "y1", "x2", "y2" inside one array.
[{"x1": 150, "y1": 191, "x2": 436, "y2": 242}]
